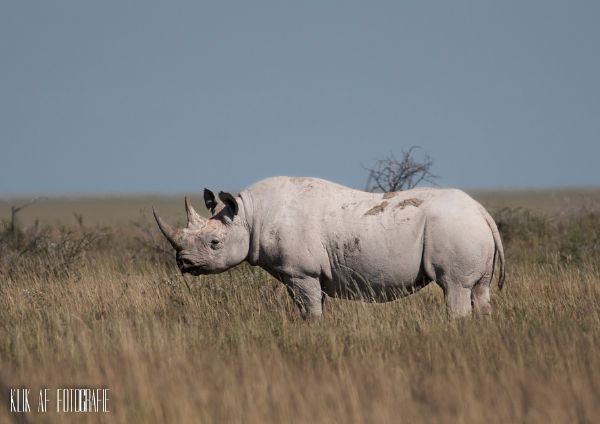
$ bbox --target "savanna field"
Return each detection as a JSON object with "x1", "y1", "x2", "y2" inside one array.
[{"x1": 1, "y1": 190, "x2": 600, "y2": 423}]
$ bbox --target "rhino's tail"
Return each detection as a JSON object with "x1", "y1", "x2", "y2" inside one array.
[{"x1": 479, "y1": 205, "x2": 506, "y2": 290}]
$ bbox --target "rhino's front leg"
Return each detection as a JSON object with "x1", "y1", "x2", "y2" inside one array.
[{"x1": 283, "y1": 276, "x2": 323, "y2": 321}]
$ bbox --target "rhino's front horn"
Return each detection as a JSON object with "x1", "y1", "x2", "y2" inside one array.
[
  {"x1": 153, "y1": 207, "x2": 184, "y2": 250},
  {"x1": 185, "y1": 196, "x2": 204, "y2": 227}
]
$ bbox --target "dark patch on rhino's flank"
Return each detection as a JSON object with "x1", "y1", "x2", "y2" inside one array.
[
  {"x1": 341, "y1": 201, "x2": 359, "y2": 210},
  {"x1": 343, "y1": 237, "x2": 362, "y2": 255},
  {"x1": 395, "y1": 198, "x2": 423, "y2": 210},
  {"x1": 382, "y1": 192, "x2": 397, "y2": 199},
  {"x1": 269, "y1": 228, "x2": 282, "y2": 244},
  {"x1": 364, "y1": 201, "x2": 388, "y2": 216}
]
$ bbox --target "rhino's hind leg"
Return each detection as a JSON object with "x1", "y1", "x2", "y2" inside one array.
[
  {"x1": 283, "y1": 276, "x2": 323, "y2": 321},
  {"x1": 443, "y1": 284, "x2": 472, "y2": 318},
  {"x1": 472, "y1": 274, "x2": 492, "y2": 316}
]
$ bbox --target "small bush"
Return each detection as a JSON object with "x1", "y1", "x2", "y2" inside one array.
[
  {"x1": 493, "y1": 206, "x2": 600, "y2": 266},
  {"x1": 0, "y1": 220, "x2": 106, "y2": 280},
  {"x1": 493, "y1": 207, "x2": 549, "y2": 244},
  {"x1": 556, "y1": 212, "x2": 600, "y2": 263}
]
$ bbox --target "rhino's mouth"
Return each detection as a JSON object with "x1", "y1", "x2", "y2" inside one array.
[
  {"x1": 182, "y1": 264, "x2": 222, "y2": 276},
  {"x1": 182, "y1": 265, "x2": 206, "y2": 276}
]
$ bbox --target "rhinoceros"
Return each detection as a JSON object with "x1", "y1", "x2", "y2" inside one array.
[{"x1": 153, "y1": 176, "x2": 505, "y2": 319}]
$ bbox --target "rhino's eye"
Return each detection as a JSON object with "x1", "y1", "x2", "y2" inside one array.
[{"x1": 210, "y1": 239, "x2": 221, "y2": 249}]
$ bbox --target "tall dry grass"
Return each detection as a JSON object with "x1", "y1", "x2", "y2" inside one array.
[{"x1": 0, "y1": 200, "x2": 599, "y2": 423}]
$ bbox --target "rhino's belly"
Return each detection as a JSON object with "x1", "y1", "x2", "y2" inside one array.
[{"x1": 324, "y1": 263, "x2": 429, "y2": 302}]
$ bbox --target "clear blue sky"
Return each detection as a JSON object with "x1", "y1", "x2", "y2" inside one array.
[{"x1": 1, "y1": 1, "x2": 598, "y2": 195}]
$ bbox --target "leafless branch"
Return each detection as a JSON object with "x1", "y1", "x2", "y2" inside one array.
[
  {"x1": 8, "y1": 197, "x2": 45, "y2": 234},
  {"x1": 363, "y1": 146, "x2": 439, "y2": 192}
]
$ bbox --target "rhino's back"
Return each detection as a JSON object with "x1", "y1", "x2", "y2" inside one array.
[
  {"x1": 246, "y1": 176, "x2": 437, "y2": 205},
  {"x1": 244, "y1": 176, "x2": 447, "y2": 221}
]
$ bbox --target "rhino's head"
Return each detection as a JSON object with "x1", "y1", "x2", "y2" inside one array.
[{"x1": 153, "y1": 189, "x2": 249, "y2": 275}]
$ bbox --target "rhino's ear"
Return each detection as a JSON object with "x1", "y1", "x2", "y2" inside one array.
[
  {"x1": 218, "y1": 191, "x2": 239, "y2": 216},
  {"x1": 204, "y1": 188, "x2": 217, "y2": 213}
]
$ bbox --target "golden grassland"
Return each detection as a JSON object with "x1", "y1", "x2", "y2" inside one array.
[{"x1": 1, "y1": 190, "x2": 600, "y2": 423}]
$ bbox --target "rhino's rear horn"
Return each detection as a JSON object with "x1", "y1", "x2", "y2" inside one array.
[
  {"x1": 185, "y1": 196, "x2": 204, "y2": 227},
  {"x1": 153, "y1": 207, "x2": 184, "y2": 250}
]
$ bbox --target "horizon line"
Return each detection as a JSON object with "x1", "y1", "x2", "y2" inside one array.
[{"x1": 2, "y1": 184, "x2": 600, "y2": 200}]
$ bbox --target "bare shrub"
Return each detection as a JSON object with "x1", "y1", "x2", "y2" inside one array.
[
  {"x1": 2, "y1": 227, "x2": 104, "y2": 280},
  {"x1": 0, "y1": 210, "x2": 106, "y2": 280},
  {"x1": 364, "y1": 146, "x2": 439, "y2": 192}
]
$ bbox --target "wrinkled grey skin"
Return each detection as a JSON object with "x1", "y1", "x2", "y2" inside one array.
[{"x1": 154, "y1": 177, "x2": 505, "y2": 320}]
